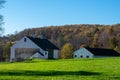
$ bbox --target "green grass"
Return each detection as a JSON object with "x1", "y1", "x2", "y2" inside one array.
[{"x1": 0, "y1": 58, "x2": 120, "y2": 80}]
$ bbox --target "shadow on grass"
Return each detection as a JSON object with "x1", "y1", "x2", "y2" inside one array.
[
  {"x1": 0, "y1": 70, "x2": 102, "y2": 76},
  {"x1": 22, "y1": 59, "x2": 60, "y2": 63}
]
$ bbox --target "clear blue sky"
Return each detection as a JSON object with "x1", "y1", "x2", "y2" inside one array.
[{"x1": 1, "y1": 0, "x2": 120, "y2": 35}]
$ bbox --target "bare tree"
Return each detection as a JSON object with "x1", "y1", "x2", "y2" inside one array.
[{"x1": 0, "y1": 0, "x2": 5, "y2": 35}]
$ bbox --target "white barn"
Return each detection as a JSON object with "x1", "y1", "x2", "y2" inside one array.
[
  {"x1": 74, "y1": 47, "x2": 120, "y2": 58},
  {"x1": 10, "y1": 36, "x2": 59, "y2": 61}
]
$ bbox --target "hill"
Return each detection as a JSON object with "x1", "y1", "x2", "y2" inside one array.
[
  {"x1": 0, "y1": 58, "x2": 120, "y2": 80},
  {"x1": 0, "y1": 24, "x2": 120, "y2": 60},
  {"x1": 10, "y1": 24, "x2": 120, "y2": 48}
]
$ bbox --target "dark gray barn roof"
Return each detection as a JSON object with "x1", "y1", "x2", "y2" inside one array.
[
  {"x1": 85, "y1": 47, "x2": 120, "y2": 56},
  {"x1": 27, "y1": 36, "x2": 59, "y2": 50}
]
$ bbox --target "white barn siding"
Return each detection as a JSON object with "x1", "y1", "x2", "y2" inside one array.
[
  {"x1": 10, "y1": 47, "x2": 15, "y2": 61},
  {"x1": 12, "y1": 37, "x2": 39, "y2": 48},
  {"x1": 74, "y1": 48, "x2": 94, "y2": 58},
  {"x1": 31, "y1": 53, "x2": 40, "y2": 58},
  {"x1": 10, "y1": 37, "x2": 45, "y2": 61},
  {"x1": 53, "y1": 50, "x2": 59, "y2": 59},
  {"x1": 18, "y1": 53, "x2": 30, "y2": 59},
  {"x1": 44, "y1": 51, "x2": 48, "y2": 59},
  {"x1": 31, "y1": 52, "x2": 45, "y2": 59}
]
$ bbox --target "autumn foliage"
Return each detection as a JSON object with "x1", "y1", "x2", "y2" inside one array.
[
  {"x1": 60, "y1": 43, "x2": 74, "y2": 59},
  {"x1": 0, "y1": 24, "x2": 120, "y2": 60}
]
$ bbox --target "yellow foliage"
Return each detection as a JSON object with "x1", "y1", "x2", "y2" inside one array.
[{"x1": 60, "y1": 43, "x2": 74, "y2": 59}]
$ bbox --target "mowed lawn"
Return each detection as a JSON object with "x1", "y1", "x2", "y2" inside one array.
[{"x1": 0, "y1": 58, "x2": 120, "y2": 80}]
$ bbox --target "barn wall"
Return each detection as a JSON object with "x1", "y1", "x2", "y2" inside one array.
[
  {"x1": 53, "y1": 50, "x2": 59, "y2": 59},
  {"x1": 31, "y1": 52, "x2": 45, "y2": 59},
  {"x1": 30, "y1": 53, "x2": 39, "y2": 58},
  {"x1": 12, "y1": 37, "x2": 40, "y2": 48},
  {"x1": 10, "y1": 47, "x2": 15, "y2": 61},
  {"x1": 74, "y1": 48, "x2": 94, "y2": 58},
  {"x1": 44, "y1": 51, "x2": 48, "y2": 59},
  {"x1": 10, "y1": 37, "x2": 45, "y2": 61},
  {"x1": 15, "y1": 48, "x2": 39, "y2": 61}
]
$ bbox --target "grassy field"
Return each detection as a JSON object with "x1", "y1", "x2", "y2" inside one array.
[{"x1": 0, "y1": 58, "x2": 120, "y2": 80}]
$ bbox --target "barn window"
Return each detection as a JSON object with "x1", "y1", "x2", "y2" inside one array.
[
  {"x1": 80, "y1": 55, "x2": 83, "y2": 58},
  {"x1": 12, "y1": 58, "x2": 14, "y2": 61},
  {"x1": 74, "y1": 55, "x2": 77, "y2": 57},
  {"x1": 45, "y1": 52, "x2": 47, "y2": 55},
  {"x1": 24, "y1": 38, "x2": 27, "y2": 42},
  {"x1": 86, "y1": 55, "x2": 89, "y2": 58}
]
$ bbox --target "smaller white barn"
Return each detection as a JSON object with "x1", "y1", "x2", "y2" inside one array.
[
  {"x1": 74, "y1": 48, "x2": 94, "y2": 58},
  {"x1": 74, "y1": 47, "x2": 120, "y2": 58}
]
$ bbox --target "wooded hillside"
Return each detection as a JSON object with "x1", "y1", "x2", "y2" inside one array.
[
  {"x1": 17, "y1": 24, "x2": 120, "y2": 49},
  {"x1": 0, "y1": 24, "x2": 120, "y2": 60}
]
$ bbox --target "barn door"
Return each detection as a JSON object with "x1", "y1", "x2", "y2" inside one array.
[{"x1": 48, "y1": 50, "x2": 53, "y2": 59}]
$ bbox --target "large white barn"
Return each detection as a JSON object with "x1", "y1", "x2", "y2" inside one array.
[
  {"x1": 10, "y1": 36, "x2": 59, "y2": 61},
  {"x1": 74, "y1": 47, "x2": 120, "y2": 58}
]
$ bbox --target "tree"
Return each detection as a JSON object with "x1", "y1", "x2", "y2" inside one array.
[
  {"x1": 0, "y1": 44, "x2": 3, "y2": 56},
  {"x1": 90, "y1": 27, "x2": 99, "y2": 37},
  {"x1": 0, "y1": 0, "x2": 5, "y2": 8},
  {"x1": 114, "y1": 46, "x2": 120, "y2": 53},
  {"x1": 110, "y1": 37, "x2": 117, "y2": 49},
  {"x1": 4, "y1": 42, "x2": 13, "y2": 60},
  {"x1": 107, "y1": 27, "x2": 113, "y2": 35},
  {"x1": 60, "y1": 43, "x2": 74, "y2": 59},
  {"x1": 0, "y1": 0, "x2": 5, "y2": 35},
  {"x1": 92, "y1": 32, "x2": 100, "y2": 48},
  {"x1": 57, "y1": 32, "x2": 64, "y2": 48}
]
